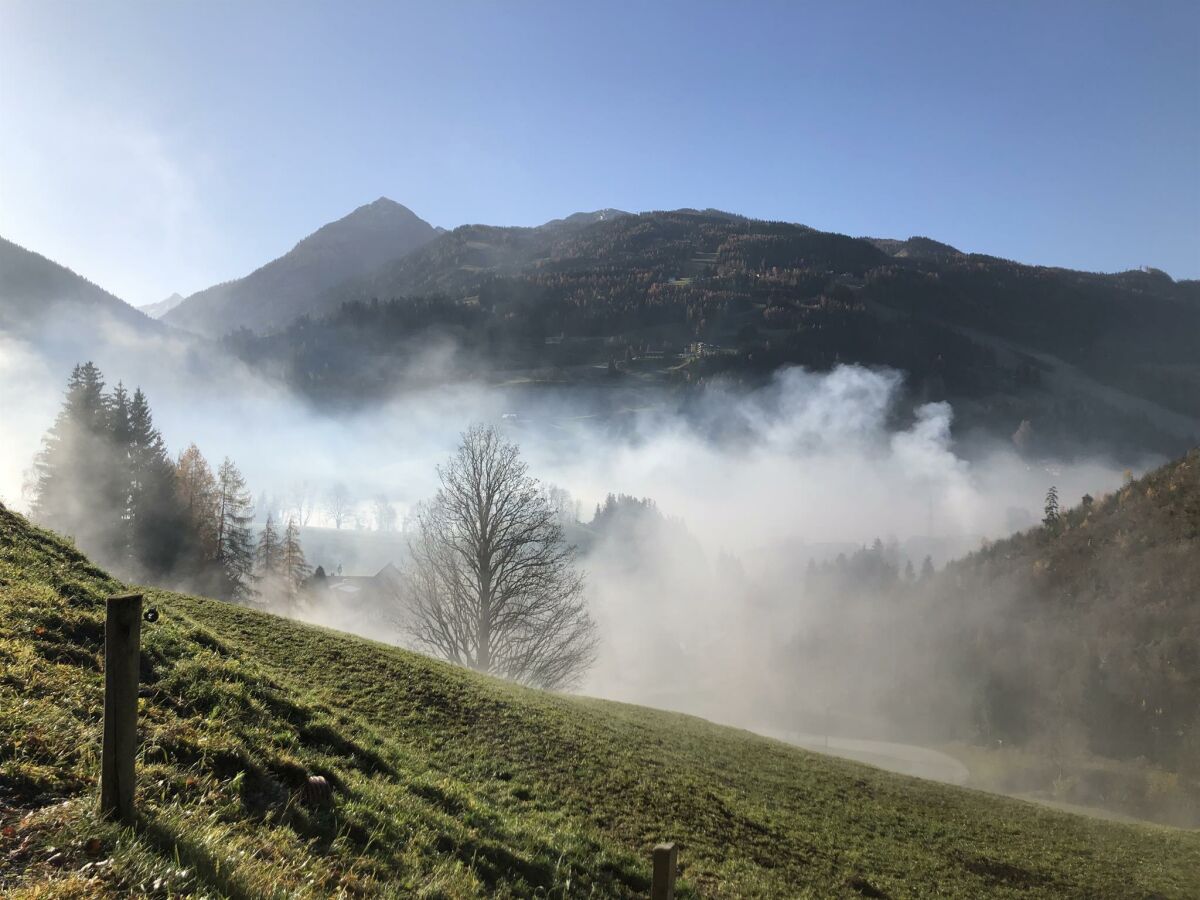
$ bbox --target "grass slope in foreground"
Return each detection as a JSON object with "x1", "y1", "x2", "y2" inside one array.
[{"x1": 1, "y1": 504, "x2": 1196, "y2": 898}]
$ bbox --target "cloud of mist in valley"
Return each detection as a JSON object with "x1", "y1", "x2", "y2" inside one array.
[{"x1": 0, "y1": 315, "x2": 1144, "y2": 749}]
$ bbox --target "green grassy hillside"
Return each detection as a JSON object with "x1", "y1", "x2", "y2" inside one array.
[{"x1": 1, "y1": 503, "x2": 1196, "y2": 898}]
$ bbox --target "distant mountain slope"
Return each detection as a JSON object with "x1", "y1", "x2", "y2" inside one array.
[
  {"x1": 0, "y1": 236, "x2": 159, "y2": 336},
  {"x1": 215, "y1": 206, "x2": 1199, "y2": 458},
  {"x1": 791, "y1": 449, "x2": 1200, "y2": 825},
  {"x1": 333, "y1": 209, "x2": 646, "y2": 304},
  {"x1": 937, "y1": 449, "x2": 1200, "y2": 776},
  {"x1": 164, "y1": 198, "x2": 437, "y2": 337},
  {"x1": 353, "y1": 223, "x2": 547, "y2": 300},
  {"x1": 138, "y1": 291, "x2": 185, "y2": 318}
]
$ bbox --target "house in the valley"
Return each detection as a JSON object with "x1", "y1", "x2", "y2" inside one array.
[{"x1": 307, "y1": 562, "x2": 404, "y2": 627}]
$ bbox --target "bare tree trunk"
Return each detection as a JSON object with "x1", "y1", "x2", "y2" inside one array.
[{"x1": 477, "y1": 563, "x2": 491, "y2": 672}]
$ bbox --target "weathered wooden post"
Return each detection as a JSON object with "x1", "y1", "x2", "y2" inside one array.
[
  {"x1": 101, "y1": 592, "x2": 142, "y2": 823},
  {"x1": 652, "y1": 842, "x2": 677, "y2": 900}
]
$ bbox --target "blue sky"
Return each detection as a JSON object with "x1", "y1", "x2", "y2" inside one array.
[{"x1": 1, "y1": 1, "x2": 1197, "y2": 304}]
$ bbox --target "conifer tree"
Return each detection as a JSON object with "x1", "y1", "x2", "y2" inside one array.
[
  {"x1": 106, "y1": 382, "x2": 133, "y2": 447},
  {"x1": 31, "y1": 366, "x2": 265, "y2": 598},
  {"x1": 127, "y1": 388, "x2": 187, "y2": 578},
  {"x1": 103, "y1": 380, "x2": 135, "y2": 563},
  {"x1": 1043, "y1": 485, "x2": 1061, "y2": 529},
  {"x1": 106, "y1": 380, "x2": 133, "y2": 508},
  {"x1": 32, "y1": 362, "x2": 125, "y2": 560},
  {"x1": 281, "y1": 517, "x2": 311, "y2": 605},
  {"x1": 255, "y1": 513, "x2": 281, "y2": 579},
  {"x1": 215, "y1": 457, "x2": 256, "y2": 600},
  {"x1": 919, "y1": 555, "x2": 935, "y2": 580}
]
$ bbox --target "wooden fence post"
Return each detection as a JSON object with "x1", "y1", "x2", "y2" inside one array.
[
  {"x1": 101, "y1": 592, "x2": 142, "y2": 823},
  {"x1": 652, "y1": 842, "x2": 677, "y2": 900}
]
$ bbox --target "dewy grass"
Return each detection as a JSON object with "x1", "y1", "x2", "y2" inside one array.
[{"x1": 1, "y1": 502, "x2": 1197, "y2": 898}]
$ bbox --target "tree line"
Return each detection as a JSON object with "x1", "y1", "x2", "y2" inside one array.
[
  {"x1": 31, "y1": 362, "x2": 308, "y2": 603},
  {"x1": 31, "y1": 366, "x2": 597, "y2": 690}
]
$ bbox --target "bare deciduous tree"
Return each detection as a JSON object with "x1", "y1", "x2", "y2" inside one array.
[
  {"x1": 373, "y1": 494, "x2": 398, "y2": 532},
  {"x1": 326, "y1": 482, "x2": 353, "y2": 529},
  {"x1": 542, "y1": 483, "x2": 580, "y2": 527},
  {"x1": 288, "y1": 481, "x2": 316, "y2": 526},
  {"x1": 403, "y1": 424, "x2": 596, "y2": 690}
]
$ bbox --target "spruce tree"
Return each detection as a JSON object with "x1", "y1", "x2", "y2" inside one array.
[
  {"x1": 106, "y1": 380, "x2": 133, "y2": 516},
  {"x1": 127, "y1": 388, "x2": 187, "y2": 578},
  {"x1": 255, "y1": 513, "x2": 282, "y2": 579},
  {"x1": 1043, "y1": 485, "x2": 1061, "y2": 529},
  {"x1": 215, "y1": 458, "x2": 256, "y2": 600},
  {"x1": 106, "y1": 382, "x2": 133, "y2": 447},
  {"x1": 281, "y1": 517, "x2": 311, "y2": 606},
  {"x1": 920, "y1": 555, "x2": 935, "y2": 580},
  {"x1": 32, "y1": 362, "x2": 124, "y2": 561}
]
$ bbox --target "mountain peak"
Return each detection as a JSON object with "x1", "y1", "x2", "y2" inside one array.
[
  {"x1": 329, "y1": 197, "x2": 429, "y2": 231},
  {"x1": 297, "y1": 198, "x2": 433, "y2": 251},
  {"x1": 352, "y1": 196, "x2": 407, "y2": 215},
  {"x1": 162, "y1": 199, "x2": 438, "y2": 337},
  {"x1": 138, "y1": 292, "x2": 185, "y2": 318}
]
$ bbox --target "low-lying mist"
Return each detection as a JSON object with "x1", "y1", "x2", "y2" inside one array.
[{"x1": 0, "y1": 317, "x2": 1146, "y2": 757}]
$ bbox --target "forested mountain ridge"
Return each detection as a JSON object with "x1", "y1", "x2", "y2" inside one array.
[
  {"x1": 7, "y1": 200, "x2": 1197, "y2": 459},
  {"x1": 0, "y1": 237, "x2": 161, "y2": 337},
  {"x1": 223, "y1": 207, "x2": 1200, "y2": 458},
  {"x1": 162, "y1": 197, "x2": 437, "y2": 337},
  {"x1": 344, "y1": 207, "x2": 887, "y2": 303}
]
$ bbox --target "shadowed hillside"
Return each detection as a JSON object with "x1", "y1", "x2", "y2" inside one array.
[
  {"x1": 935, "y1": 449, "x2": 1200, "y2": 779},
  {"x1": 0, "y1": 238, "x2": 161, "y2": 338},
  {"x1": 793, "y1": 450, "x2": 1200, "y2": 824}
]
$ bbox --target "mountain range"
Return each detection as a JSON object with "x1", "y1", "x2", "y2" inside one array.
[{"x1": 2, "y1": 199, "x2": 1198, "y2": 460}]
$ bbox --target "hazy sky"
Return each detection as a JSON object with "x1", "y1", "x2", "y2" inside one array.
[{"x1": 1, "y1": 1, "x2": 1197, "y2": 304}]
